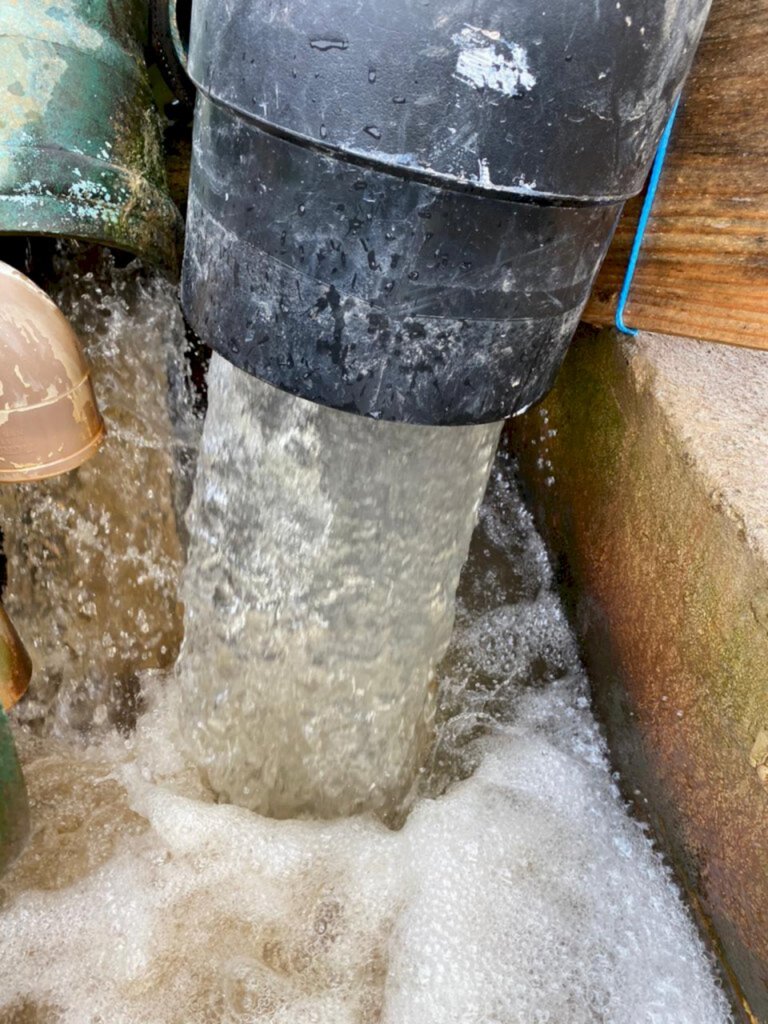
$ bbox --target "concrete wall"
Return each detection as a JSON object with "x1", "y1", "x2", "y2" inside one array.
[{"x1": 509, "y1": 326, "x2": 768, "y2": 1022}]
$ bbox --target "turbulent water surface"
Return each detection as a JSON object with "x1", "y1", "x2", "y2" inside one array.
[{"x1": 0, "y1": 262, "x2": 733, "y2": 1023}]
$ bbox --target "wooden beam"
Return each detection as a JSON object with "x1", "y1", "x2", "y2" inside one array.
[{"x1": 583, "y1": 0, "x2": 768, "y2": 350}]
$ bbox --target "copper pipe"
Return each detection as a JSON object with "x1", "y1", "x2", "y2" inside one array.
[{"x1": 0, "y1": 261, "x2": 105, "y2": 482}]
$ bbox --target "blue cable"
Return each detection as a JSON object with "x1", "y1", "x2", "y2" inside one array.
[{"x1": 615, "y1": 96, "x2": 681, "y2": 336}]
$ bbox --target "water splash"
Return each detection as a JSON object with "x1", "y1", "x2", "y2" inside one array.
[
  {"x1": 0, "y1": 440, "x2": 732, "y2": 1024},
  {"x1": 1, "y1": 247, "x2": 200, "y2": 738},
  {"x1": 177, "y1": 354, "x2": 501, "y2": 822},
  {"x1": 0, "y1": 259, "x2": 733, "y2": 1022}
]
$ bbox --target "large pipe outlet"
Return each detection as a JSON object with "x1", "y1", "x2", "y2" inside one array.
[{"x1": 180, "y1": 0, "x2": 711, "y2": 425}]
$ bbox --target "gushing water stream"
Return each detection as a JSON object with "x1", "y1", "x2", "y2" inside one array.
[
  {"x1": 0, "y1": 260, "x2": 733, "y2": 1022},
  {"x1": 177, "y1": 354, "x2": 501, "y2": 822}
]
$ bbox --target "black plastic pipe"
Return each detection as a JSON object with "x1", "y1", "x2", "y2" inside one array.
[{"x1": 180, "y1": 0, "x2": 711, "y2": 425}]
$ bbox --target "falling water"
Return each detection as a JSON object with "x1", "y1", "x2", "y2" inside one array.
[
  {"x1": 177, "y1": 354, "x2": 502, "y2": 822},
  {"x1": 0, "y1": 261, "x2": 733, "y2": 1022},
  {"x1": 0, "y1": 436, "x2": 732, "y2": 1023}
]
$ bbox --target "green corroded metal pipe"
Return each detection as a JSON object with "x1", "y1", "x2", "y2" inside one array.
[
  {"x1": 0, "y1": 706, "x2": 27, "y2": 875},
  {"x1": 0, "y1": 0, "x2": 182, "y2": 270}
]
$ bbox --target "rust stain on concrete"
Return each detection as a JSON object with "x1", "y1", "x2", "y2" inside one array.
[{"x1": 510, "y1": 325, "x2": 768, "y2": 1021}]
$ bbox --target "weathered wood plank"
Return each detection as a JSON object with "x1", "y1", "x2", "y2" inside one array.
[{"x1": 583, "y1": 0, "x2": 768, "y2": 349}]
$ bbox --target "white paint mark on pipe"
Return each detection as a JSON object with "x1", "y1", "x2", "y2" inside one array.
[
  {"x1": 452, "y1": 25, "x2": 536, "y2": 97},
  {"x1": 477, "y1": 157, "x2": 493, "y2": 187}
]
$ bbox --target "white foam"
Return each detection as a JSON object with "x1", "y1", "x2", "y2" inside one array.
[{"x1": 1, "y1": 458, "x2": 732, "y2": 1023}]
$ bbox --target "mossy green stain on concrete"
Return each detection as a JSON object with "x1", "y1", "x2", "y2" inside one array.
[
  {"x1": 511, "y1": 326, "x2": 768, "y2": 1023},
  {"x1": 0, "y1": 0, "x2": 181, "y2": 270},
  {"x1": 0, "y1": 706, "x2": 28, "y2": 875}
]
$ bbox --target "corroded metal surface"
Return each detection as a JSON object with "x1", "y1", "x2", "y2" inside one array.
[
  {"x1": 511, "y1": 326, "x2": 768, "y2": 1022},
  {"x1": 0, "y1": 0, "x2": 182, "y2": 270}
]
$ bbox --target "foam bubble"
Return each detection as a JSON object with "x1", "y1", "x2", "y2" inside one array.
[{"x1": 1, "y1": 449, "x2": 731, "y2": 1023}]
